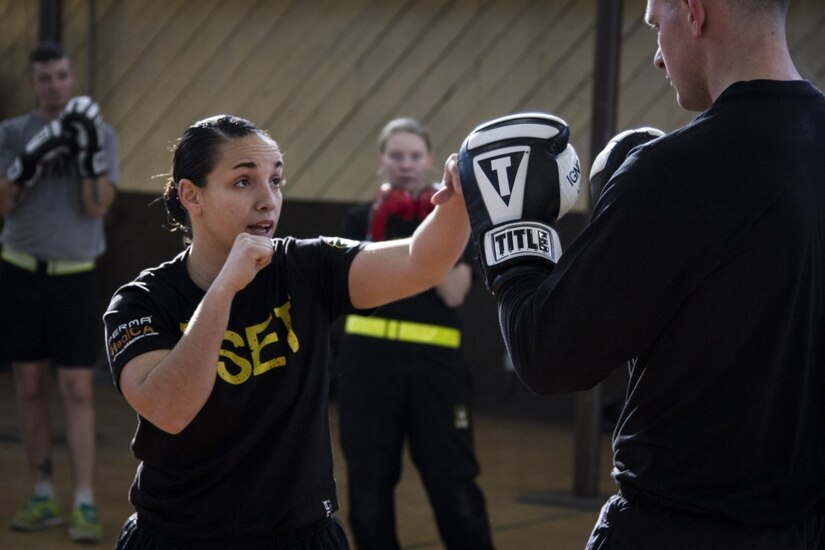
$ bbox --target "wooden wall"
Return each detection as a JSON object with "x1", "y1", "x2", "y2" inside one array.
[
  {"x1": 2, "y1": 0, "x2": 824, "y2": 208},
  {"x1": 2, "y1": 0, "x2": 825, "y2": 417}
]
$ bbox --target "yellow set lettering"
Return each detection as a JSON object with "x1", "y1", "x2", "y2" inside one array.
[
  {"x1": 246, "y1": 313, "x2": 285, "y2": 377},
  {"x1": 218, "y1": 331, "x2": 250, "y2": 385},
  {"x1": 181, "y1": 299, "x2": 300, "y2": 385},
  {"x1": 274, "y1": 301, "x2": 300, "y2": 353}
]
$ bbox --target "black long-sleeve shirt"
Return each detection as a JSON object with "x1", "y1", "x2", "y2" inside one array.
[{"x1": 498, "y1": 80, "x2": 825, "y2": 526}]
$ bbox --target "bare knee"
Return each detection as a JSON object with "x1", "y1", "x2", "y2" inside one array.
[
  {"x1": 57, "y1": 368, "x2": 95, "y2": 405},
  {"x1": 13, "y1": 360, "x2": 51, "y2": 401}
]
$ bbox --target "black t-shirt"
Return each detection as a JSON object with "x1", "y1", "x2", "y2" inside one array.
[
  {"x1": 335, "y1": 202, "x2": 472, "y2": 368},
  {"x1": 104, "y1": 236, "x2": 365, "y2": 544},
  {"x1": 337, "y1": 201, "x2": 471, "y2": 328},
  {"x1": 499, "y1": 80, "x2": 825, "y2": 525}
]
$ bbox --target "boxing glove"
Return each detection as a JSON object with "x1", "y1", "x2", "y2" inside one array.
[
  {"x1": 5, "y1": 120, "x2": 76, "y2": 188},
  {"x1": 62, "y1": 96, "x2": 107, "y2": 178},
  {"x1": 367, "y1": 183, "x2": 416, "y2": 241},
  {"x1": 589, "y1": 127, "x2": 663, "y2": 204},
  {"x1": 458, "y1": 112, "x2": 581, "y2": 293}
]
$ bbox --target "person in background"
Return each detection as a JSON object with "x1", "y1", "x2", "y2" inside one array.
[
  {"x1": 0, "y1": 41, "x2": 119, "y2": 544},
  {"x1": 334, "y1": 118, "x2": 493, "y2": 550}
]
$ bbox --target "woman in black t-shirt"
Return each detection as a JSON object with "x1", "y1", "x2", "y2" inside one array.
[{"x1": 103, "y1": 114, "x2": 470, "y2": 549}]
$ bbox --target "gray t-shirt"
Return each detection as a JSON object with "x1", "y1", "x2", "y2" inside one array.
[{"x1": 0, "y1": 110, "x2": 120, "y2": 261}]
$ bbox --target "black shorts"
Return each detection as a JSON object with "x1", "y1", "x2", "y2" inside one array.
[
  {"x1": 115, "y1": 513, "x2": 351, "y2": 550},
  {"x1": 586, "y1": 493, "x2": 825, "y2": 550},
  {"x1": 0, "y1": 259, "x2": 101, "y2": 366}
]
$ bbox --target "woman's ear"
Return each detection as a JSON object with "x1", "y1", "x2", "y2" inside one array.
[{"x1": 177, "y1": 178, "x2": 201, "y2": 216}]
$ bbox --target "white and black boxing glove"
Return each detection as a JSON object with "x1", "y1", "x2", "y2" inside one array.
[
  {"x1": 5, "y1": 120, "x2": 76, "y2": 188},
  {"x1": 62, "y1": 96, "x2": 107, "y2": 178},
  {"x1": 589, "y1": 127, "x2": 664, "y2": 205},
  {"x1": 458, "y1": 112, "x2": 581, "y2": 294}
]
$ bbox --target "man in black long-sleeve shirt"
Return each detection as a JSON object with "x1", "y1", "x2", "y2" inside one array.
[{"x1": 460, "y1": 1, "x2": 825, "y2": 548}]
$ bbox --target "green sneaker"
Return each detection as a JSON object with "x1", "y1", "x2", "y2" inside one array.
[
  {"x1": 69, "y1": 503, "x2": 102, "y2": 543},
  {"x1": 11, "y1": 495, "x2": 62, "y2": 531}
]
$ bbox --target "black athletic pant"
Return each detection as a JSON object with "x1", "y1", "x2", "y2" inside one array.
[
  {"x1": 116, "y1": 513, "x2": 350, "y2": 550},
  {"x1": 586, "y1": 492, "x2": 825, "y2": 550},
  {"x1": 337, "y1": 340, "x2": 493, "y2": 550}
]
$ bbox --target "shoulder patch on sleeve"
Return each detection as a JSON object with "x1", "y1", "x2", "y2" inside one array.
[{"x1": 321, "y1": 236, "x2": 360, "y2": 249}]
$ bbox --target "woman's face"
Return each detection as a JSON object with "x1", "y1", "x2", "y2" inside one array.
[
  {"x1": 184, "y1": 133, "x2": 284, "y2": 253},
  {"x1": 379, "y1": 131, "x2": 434, "y2": 193}
]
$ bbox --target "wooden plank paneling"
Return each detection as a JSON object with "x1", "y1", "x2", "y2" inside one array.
[
  {"x1": 404, "y1": 0, "x2": 540, "y2": 166},
  {"x1": 0, "y1": 1, "x2": 38, "y2": 120},
  {"x1": 236, "y1": 0, "x2": 369, "y2": 127},
  {"x1": 386, "y1": 0, "x2": 573, "y2": 193},
  {"x1": 94, "y1": 0, "x2": 186, "y2": 103},
  {"x1": 787, "y1": 0, "x2": 825, "y2": 83},
  {"x1": 109, "y1": 0, "x2": 230, "y2": 185},
  {"x1": 259, "y1": 0, "x2": 405, "y2": 143},
  {"x1": 281, "y1": 0, "x2": 454, "y2": 199},
  {"x1": 419, "y1": 0, "x2": 593, "y2": 203},
  {"x1": 298, "y1": 0, "x2": 498, "y2": 201},
  {"x1": 507, "y1": 1, "x2": 596, "y2": 167},
  {"x1": 0, "y1": 0, "x2": 823, "y2": 211}
]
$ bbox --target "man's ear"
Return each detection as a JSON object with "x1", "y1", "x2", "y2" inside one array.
[{"x1": 686, "y1": 0, "x2": 706, "y2": 36}]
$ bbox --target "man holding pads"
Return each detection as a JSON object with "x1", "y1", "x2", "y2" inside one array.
[{"x1": 457, "y1": 0, "x2": 825, "y2": 547}]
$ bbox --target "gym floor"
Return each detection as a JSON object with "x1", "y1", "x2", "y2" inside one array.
[{"x1": 0, "y1": 365, "x2": 614, "y2": 549}]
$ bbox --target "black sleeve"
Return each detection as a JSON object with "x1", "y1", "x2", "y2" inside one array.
[
  {"x1": 496, "y1": 154, "x2": 709, "y2": 395},
  {"x1": 288, "y1": 236, "x2": 372, "y2": 320},
  {"x1": 339, "y1": 203, "x2": 371, "y2": 240},
  {"x1": 103, "y1": 282, "x2": 181, "y2": 391}
]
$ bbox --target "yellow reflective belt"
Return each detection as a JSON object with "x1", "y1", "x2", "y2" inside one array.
[
  {"x1": 345, "y1": 314, "x2": 461, "y2": 348},
  {"x1": 1, "y1": 246, "x2": 95, "y2": 275}
]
